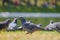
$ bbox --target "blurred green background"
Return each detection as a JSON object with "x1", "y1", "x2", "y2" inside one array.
[{"x1": 0, "y1": 0, "x2": 60, "y2": 12}]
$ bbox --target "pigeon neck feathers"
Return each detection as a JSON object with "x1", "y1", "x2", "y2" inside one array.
[
  {"x1": 50, "y1": 20, "x2": 53, "y2": 24},
  {"x1": 12, "y1": 18, "x2": 17, "y2": 23},
  {"x1": 20, "y1": 17, "x2": 26, "y2": 25}
]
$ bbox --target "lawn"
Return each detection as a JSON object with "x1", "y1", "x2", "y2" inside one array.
[
  {"x1": 0, "y1": 5, "x2": 60, "y2": 12},
  {"x1": 0, "y1": 17, "x2": 60, "y2": 27},
  {"x1": 0, "y1": 0, "x2": 60, "y2": 12},
  {"x1": 0, "y1": 17, "x2": 60, "y2": 40},
  {"x1": 0, "y1": 31, "x2": 60, "y2": 40}
]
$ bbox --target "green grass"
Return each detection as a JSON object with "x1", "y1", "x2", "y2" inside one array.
[
  {"x1": 0, "y1": 17, "x2": 60, "y2": 27},
  {"x1": 0, "y1": 5, "x2": 60, "y2": 12},
  {"x1": 0, "y1": 0, "x2": 60, "y2": 12}
]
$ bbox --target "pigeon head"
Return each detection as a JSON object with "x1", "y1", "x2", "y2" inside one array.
[
  {"x1": 50, "y1": 20, "x2": 53, "y2": 24},
  {"x1": 19, "y1": 17, "x2": 26, "y2": 25},
  {"x1": 39, "y1": 24, "x2": 42, "y2": 27},
  {"x1": 5, "y1": 19, "x2": 11, "y2": 23},
  {"x1": 12, "y1": 18, "x2": 17, "y2": 23}
]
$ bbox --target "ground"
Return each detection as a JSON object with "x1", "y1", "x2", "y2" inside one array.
[
  {"x1": 0, "y1": 0, "x2": 60, "y2": 12},
  {"x1": 0, "y1": 18, "x2": 60, "y2": 40},
  {"x1": 0, "y1": 31, "x2": 60, "y2": 40}
]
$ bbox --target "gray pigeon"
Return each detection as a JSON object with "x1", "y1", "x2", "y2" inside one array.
[
  {"x1": 45, "y1": 20, "x2": 60, "y2": 33},
  {"x1": 45, "y1": 20, "x2": 54, "y2": 31},
  {"x1": 19, "y1": 17, "x2": 43, "y2": 34},
  {"x1": 6, "y1": 18, "x2": 18, "y2": 31}
]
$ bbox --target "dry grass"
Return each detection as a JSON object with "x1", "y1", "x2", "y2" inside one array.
[
  {"x1": 0, "y1": 0, "x2": 2, "y2": 6},
  {"x1": 0, "y1": 31, "x2": 60, "y2": 40}
]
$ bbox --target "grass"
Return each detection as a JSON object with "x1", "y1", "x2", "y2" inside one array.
[
  {"x1": 0, "y1": 0, "x2": 60, "y2": 12},
  {"x1": 0, "y1": 6, "x2": 60, "y2": 12},
  {"x1": 0, "y1": 17, "x2": 60, "y2": 27},
  {"x1": 0, "y1": 31, "x2": 60, "y2": 40},
  {"x1": 0, "y1": 17, "x2": 60, "y2": 40}
]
